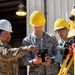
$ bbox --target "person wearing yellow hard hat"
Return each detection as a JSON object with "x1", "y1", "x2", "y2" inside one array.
[
  {"x1": 22, "y1": 10, "x2": 59, "y2": 75},
  {"x1": 54, "y1": 18, "x2": 74, "y2": 75},
  {"x1": 54, "y1": 18, "x2": 69, "y2": 43},
  {"x1": 54, "y1": 18, "x2": 70, "y2": 74}
]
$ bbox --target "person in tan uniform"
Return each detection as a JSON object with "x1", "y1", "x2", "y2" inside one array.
[{"x1": 0, "y1": 19, "x2": 37, "y2": 75}]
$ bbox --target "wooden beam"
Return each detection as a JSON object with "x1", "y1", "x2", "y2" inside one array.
[{"x1": 0, "y1": 1, "x2": 24, "y2": 8}]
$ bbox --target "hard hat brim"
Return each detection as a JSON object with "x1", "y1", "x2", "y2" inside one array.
[
  {"x1": 6, "y1": 30, "x2": 13, "y2": 33},
  {"x1": 54, "y1": 26, "x2": 66, "y2": 31},
  {"x1": 30, "y1": 23, "x2": 45, "y2": 27},
  {"x1": 0, "y1": 28, "x2": 13, "y2": 33}
]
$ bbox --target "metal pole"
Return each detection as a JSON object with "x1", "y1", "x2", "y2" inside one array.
[{"x1": 44, "y1": 0, "x2": 47, "y2": 32}]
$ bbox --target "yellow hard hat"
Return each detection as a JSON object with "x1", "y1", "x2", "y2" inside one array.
[
  {"x1": 67, "y1": 20, "x2": 75, "y2": 38},
  {"x1": 67, "y1": 7, "x2": 75, "y2": 38},
  {"x1": 29, "y1": 10, "x2": 46, "y2": 27},
  {"x1": 54, "y1": 18, "x2": 69, "y2": 31}
]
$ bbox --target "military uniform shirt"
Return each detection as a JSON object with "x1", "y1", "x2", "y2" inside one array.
[
  {"x1": 22, "y1": 31, "x2": 59, "y2": 75},
  {"x1": 0, "y1": 40, "x2": 29, "y2": 75}
]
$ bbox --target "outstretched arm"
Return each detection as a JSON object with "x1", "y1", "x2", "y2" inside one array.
[{"x1": 1, "y1": 45, "x2": 37, "y2": 61}]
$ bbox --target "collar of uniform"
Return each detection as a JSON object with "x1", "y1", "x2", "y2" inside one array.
[
  {"x1": 32, "y1": 31, "x2": 46, "y2": 39},
  {"x1": 0, "y1": 40, "x2": 4, "y2": 45},
  {"x1": 59, "y1": 39, "x2": 66, "y2": 46},
  {"x1": 0, "y1": 40, "x2": 9, "y2": 48}
]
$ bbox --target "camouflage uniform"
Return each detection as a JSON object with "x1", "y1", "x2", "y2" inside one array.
[
  {"x1": 22, "y1": 31, "x2": 59, "y2": 75},
  {"x1": 0, "y1": 40, "x2": 29, "y2": 75},
  {"x1": 58, "y1": 39, "x2": 74, "y2": 75}
]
